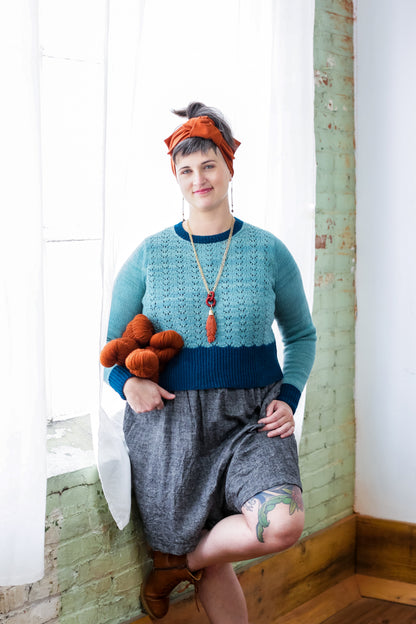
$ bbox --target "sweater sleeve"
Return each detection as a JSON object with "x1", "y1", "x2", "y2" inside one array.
[
  {"x1": 103, "y1": 241, "x2": 148, "y2": 399},
  {"x1": 272, "y1": 238, "x2": 316, "y2": 412}
]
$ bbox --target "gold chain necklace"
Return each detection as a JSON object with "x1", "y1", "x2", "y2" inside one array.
[{"x1": 187, "y1": 217, "x2": 235, "y2": 343}]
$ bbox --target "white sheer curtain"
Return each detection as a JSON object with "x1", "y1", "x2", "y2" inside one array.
[
  {"x1": 98, "y1": 0, "x2": 315, "y2": 529},
  {"x1": 0, "y1": 1, "x2": 47, "y2": 585}
]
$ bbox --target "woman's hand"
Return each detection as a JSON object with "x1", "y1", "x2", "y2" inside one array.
[
  {"x1": 123, "y1": 377, "x2": 175, "y2": 413},
  {"x1": 258, "y1": 400, "x2": 295, "y2": 438}
]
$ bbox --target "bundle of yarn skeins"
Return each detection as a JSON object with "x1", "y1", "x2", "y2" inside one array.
[{"x1": 100, "y1": 314, "x2": 184, "y2": 383}]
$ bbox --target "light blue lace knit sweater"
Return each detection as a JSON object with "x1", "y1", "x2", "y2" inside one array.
[{"x1": 105, "y1": 219, "x2": 316, "y2": 412}]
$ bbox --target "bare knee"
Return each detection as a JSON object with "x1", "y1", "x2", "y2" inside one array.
[
  {"x1": 261, "y1": 511, "x2": 304, "y2": 551},
  {"x1": 243, "y1": 484, "x2": 305, "y2": 553}
]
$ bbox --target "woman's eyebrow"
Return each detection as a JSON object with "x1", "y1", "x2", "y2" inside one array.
[{"x1": 178, "y1": 159, "x2": 216, "y2": 171}]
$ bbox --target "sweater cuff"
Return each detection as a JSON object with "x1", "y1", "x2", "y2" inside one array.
[
  {"x1": 108, "y1": 365, "x2": 133, "y2": 400},
  {"x1": 278, "y1": 383, "x2": 301, "y2": 413}
]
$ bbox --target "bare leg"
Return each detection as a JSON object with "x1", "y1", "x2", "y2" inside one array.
[
  {"x1": 198, "y1": 563, "x2": 249, "y2": 624},
  {"x1": 141, "y1": 486, "x2": 303, "y2": 622},
  {"x1": 188, "y1": 485, "x2": 304, "y2": 571},
  {"x1": 187, "y1": 485, "x2": 304, "y2": 623}
]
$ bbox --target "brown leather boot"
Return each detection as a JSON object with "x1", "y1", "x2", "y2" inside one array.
[{"x1": 140, "y1": 551, "x2": 203, "y2": 620}]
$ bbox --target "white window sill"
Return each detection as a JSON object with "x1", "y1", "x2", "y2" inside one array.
[{"x1": 47, "y1": 414, "x2": 95, "y2": 478}]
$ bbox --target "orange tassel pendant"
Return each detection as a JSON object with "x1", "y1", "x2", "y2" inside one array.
[
  {"x1": 206, "y1": 308, "x2": 217, "y2": 343},
  {"x1": 188, "y1": 219, "x2": 235, "y2": 345}
]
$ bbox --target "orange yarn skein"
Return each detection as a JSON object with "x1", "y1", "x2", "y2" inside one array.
[{"x1": 100, "y1": 314, "x2": 184, "y2": 382}]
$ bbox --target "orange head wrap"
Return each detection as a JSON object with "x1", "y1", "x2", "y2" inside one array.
[{"x1": 164, "y1": 116, "x2": 241, "y2": 177}]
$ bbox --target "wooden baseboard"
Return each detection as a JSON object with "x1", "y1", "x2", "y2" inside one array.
[
  {"x1": 356, "y1": 515, "x2": 416, "y2": 585},
  {"x1": 240, "y1": 515, "x2": 356, "y2": 621}
]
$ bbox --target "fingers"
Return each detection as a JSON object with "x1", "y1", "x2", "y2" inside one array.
[
  {"x1": 259, "y1": 419, "x2": 295, "y2": 438},
  {"x1": 155, "y1": 385, "x2": 175, "y2": 409},
  {"x1": 152, "y1": 394, "x2": 165, "y2": 411},
  {"x1": 258, "y1": 400, "x2": 295, "y2": 438},
  {"x1": 266, "y1": 422, "x2": 295, "y2": 439},
  {"x1": 159, "y1": 386, "x2": 176, "y2": 401},
  {"x1": 130, "y1": 394, "x2": 164, "y2": 412},
  {"x1": 124, "y1": 378, "x2": 175, "y2": 413}
]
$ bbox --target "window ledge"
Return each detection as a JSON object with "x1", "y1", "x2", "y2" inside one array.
[{"x1": 47, "y1": 414, "x2": 95, "y2": 478}]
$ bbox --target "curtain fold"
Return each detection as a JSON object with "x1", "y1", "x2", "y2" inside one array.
[
  {"x1": 0, "y1": 1, "x2": 47, "y2": 585},
  {"x1": 98, "y1": 0, "x2": 315, "y2": 529}
]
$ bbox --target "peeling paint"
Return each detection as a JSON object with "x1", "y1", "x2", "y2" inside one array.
[
  {"x1": 315, "y1": 70, "x2": 330, "y2": 87},
  {"x1": 327, "y1": 100, "x2": 338, "y2": 111},
  {"x1": 315, "y1": 273, "x2": 336, "y2": 288},
  {"x1": 326, "y1": 10, "x2": 355, "y2": 30},
  {"x1": 341, "y1": 0, "x2": 354, "y2": 14},
  {"x1": 344, "y1": 154, "x2": 352, "y2": 168},
  {"x1": 340, "y1": 225, "x2": 355, "y2": 250},
  {"x1": 316, "y1": 234, "x2": 334, "y2": 249},
  {"x1": 338, "y1": 35, "x2": 354, "y2": 55},
  {"x1": 316, "y1": 234, "x2": 327, "y2": 249}
]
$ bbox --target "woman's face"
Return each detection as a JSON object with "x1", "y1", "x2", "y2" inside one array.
[{"x1": 175, "y1": 148, "x2": 231, "y2": 215}]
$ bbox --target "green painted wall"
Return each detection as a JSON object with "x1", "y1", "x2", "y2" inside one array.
[
  {"x1": 0, "y1": 2, "x2": 356, "y2": 622},
  {"x1": 300, "y1": 0, "x2": 356, "y2": 536}
]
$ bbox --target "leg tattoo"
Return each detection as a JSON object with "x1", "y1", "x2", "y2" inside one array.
[{"x1": 243, "y1": 485, "x2": 303, "y2": 543}]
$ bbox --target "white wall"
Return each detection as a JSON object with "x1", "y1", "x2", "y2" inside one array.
[{"x1": 355, "y1": 0, "x2": 416, "y2": 522}]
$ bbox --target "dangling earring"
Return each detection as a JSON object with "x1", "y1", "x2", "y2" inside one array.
[
  {"x1": 182, "y1": 196, "x2": 185, "y2": 222},
  {"x1": 230, "y1": 180, "x2": 234, "y2": 214}
]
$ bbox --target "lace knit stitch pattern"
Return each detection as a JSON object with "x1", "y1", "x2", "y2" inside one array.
[{"x1": 105, "y1": 219, "x2": 316, "y2": 412}]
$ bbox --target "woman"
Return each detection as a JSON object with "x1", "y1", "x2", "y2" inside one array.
[{"x1": 104, "y1": 102, "x2": 316, "y2": 623}]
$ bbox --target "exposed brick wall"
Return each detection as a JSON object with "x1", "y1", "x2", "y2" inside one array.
[
  {"x1": 300, "y1": 0, "x2": 356, "y2": 535},
  {"x1": 0, "y1": 2, "x2": 356, "y2": 622},
  {"x1": 0, "y1": 468, "x2": 148, "y2": 624}
]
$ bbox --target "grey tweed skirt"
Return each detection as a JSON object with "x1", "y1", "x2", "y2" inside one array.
[{"x1": 123, "y1": 380, "x2": 301, "y2": 555}]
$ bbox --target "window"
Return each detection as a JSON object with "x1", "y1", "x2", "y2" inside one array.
[{"x1": 40, "y1": 0, "x2": 106, "y2": 421}]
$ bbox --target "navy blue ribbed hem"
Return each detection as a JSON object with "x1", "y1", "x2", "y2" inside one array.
[
  {"x1": 109, "y1": 365, "x2": 133, "y2": 400},
  {"x1": 108, "y1": 346, "x2": 302, "y2": 412},
  {"x1": 278, "y1": 383, "x2": 301, "y2": 413},
  {"x1": 160, "y1": 343, "x2": 283, "y2": 392}
]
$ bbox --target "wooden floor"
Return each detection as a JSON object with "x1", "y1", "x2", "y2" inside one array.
[
  {"x1": 320, "y1": 598, "x2": 416, "y2": 624},
  {"x1": 134, "y1": 593, "x2": 416, "y2": 624}
]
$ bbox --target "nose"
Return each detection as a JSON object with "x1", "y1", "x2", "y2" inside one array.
[{"x1": 192, "y1": 169, "x2": 207, "y2": 187}]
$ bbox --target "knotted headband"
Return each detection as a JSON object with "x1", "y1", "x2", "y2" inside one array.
[{"x1": 164, "y1": 116, "x2": 241, "y2": 177}]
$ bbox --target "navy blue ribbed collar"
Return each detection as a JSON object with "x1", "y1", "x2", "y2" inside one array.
[{"x1": 174, "y1": 218, "x2": 243, "y2": 243}]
